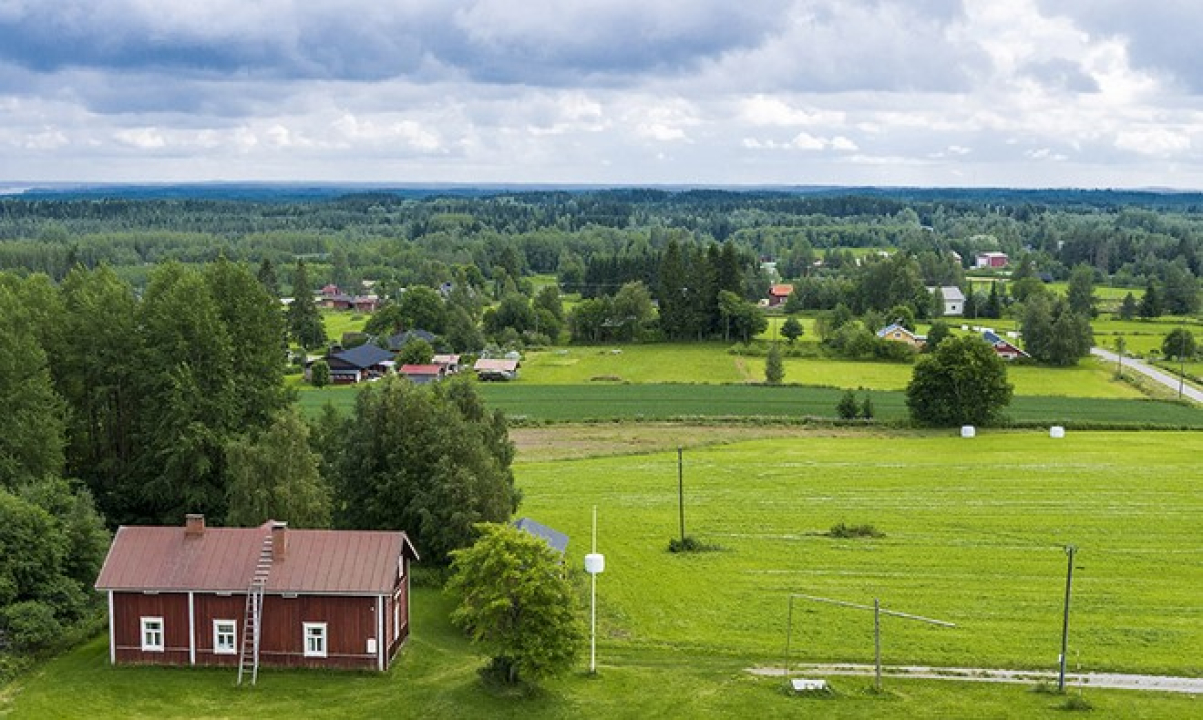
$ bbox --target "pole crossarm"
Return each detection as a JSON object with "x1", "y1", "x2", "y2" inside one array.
[{"x1": 788, "y1": 594, "x2": 957, "y2": 628}]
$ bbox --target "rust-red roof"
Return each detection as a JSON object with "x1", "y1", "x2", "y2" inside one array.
[{"x1": 95, "y1": 522, "x2": 418, "y2": 596}]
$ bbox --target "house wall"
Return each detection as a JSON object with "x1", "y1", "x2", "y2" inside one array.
[
  {"x1": 111, "y1": 592, "x2": 191, "y2": 665},
  {"x1": 111, "y1": 590, "x2": 396, "y2": 671}
]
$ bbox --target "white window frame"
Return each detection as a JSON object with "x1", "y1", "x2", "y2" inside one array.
[
  {"x1": 141, "y1": 616, "x2": 164, "y2": 652},
  {"x1": 393, "y1": 602, "x2": 400, "y2": 641},
  {"x1": 303, "y1": 622, "x2": 327, "y2": 658},
  {"x1": 213, "y1": 619, "x2": 237, "y2": 655}
]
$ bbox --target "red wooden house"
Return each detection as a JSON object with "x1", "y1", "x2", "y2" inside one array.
[{"x1": 94, "y1": 515, "x2": 418, "y2": 675}]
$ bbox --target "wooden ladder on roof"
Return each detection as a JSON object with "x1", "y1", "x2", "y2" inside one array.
[{"x1": 237, "y1": 534, "x2": 273, "y2": 686}]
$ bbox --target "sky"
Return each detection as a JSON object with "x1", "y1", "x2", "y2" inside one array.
[{"x1": 2, "y1": 0, "x2": 1202, "y2": 188}]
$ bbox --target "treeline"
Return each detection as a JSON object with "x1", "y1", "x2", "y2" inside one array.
[{"x1": 1, "y1": 190, "x2": 1200, "y2": 298}]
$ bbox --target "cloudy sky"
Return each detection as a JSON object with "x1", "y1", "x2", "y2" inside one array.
[{"x1": 2, "y1": 0, "x2": 1201, "y2": 187}]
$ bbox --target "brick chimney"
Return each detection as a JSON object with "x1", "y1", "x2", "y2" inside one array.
[
  {"x1": 185, "y1": 514, "x2": 205, "y2": 536},
  {"x1": 271, "y1": 521, "x2": 288, "y2": 562}
]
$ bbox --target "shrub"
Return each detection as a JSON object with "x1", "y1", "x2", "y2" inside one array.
[
  {"x1": 837, "y1": 390, "x2": 860, "y2": 420},
  {"x1": 667, "y1": 536, "x2": 721, "y2": 553},
  {"x1": 828, "y1": 523, "x2": 885, "y2": 539},
  {"x1": 1, "y1": 600, "x2": 62, "y2": 652}
]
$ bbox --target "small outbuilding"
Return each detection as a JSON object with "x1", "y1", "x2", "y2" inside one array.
[
  {"x1": 474, "y1": 358, "x2": 520, "y2": 381},
  {"x1": 513, "y1": 518, "x2": 569, "y2": 555},
  {"x1": 94, "y1": 515, "x2": 418, "y2": 673}
]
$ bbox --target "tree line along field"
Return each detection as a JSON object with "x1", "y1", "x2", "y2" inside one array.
[{"x1": 4, "y1": 430, "x2": 1201, "y2": 719}]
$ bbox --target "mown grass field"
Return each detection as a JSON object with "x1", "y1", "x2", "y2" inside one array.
[
  {"x1": 513, "y1": 431, "x2": 1203, "y2": 676},
  {"x1": 516, "y1": 343, "x2": 1144, "y2": 398},
  {"x1": 298, "y1": 380, "x2": 1201, "y2": 427},
  {"x1": 4, "y1": 431, "x2": 1201, "y2": 719}
]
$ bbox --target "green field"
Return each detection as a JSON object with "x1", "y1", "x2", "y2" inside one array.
[
  {"x1": 297, "y1": 382, "x2": 1202, "y2": 428},
  {"x1": 4, "y1": 431, "x2": 1201, "y2": 719},
  {"x1": 517, "y1": 343, "x2": 1143, "y2": 398},
  {"x1": 513, "y1": 432, "x2": 1203, "y2": 675}
]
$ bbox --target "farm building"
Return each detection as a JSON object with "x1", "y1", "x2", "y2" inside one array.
[
  {"x1": 876, "y1": 323, "x2": 926, "y2": 349},
  {"x1": 974, "y1": 252, "x2": 1009, "y2": 269},
  {"x1": 94, "y1": 515, "x2": 418, "y2": 674},
  {"x1": 386, "y1": 329, "x2": 437, "y2": 352},
  {"x1": 474, "y1": 358, "x2": 520, "y2": 381},
  {"x1": 309, "y1": 344, "x2": 396, "y2": 384},
  {"x1": 431, "y1": 354, "x2": 462, "y2": 374},
  {"x1": 514, "y1": 517, "x2": 569, "y2": 555},
  {"x1": 928, "y1": 286, "x2": 965, "y2": 316},
  {"x1": 398, "y1": 363, "x2": 445, "y2": 384},
  {"x1": 766, "y1": 284, "x2": 794, "y2": 307},
  {"x1": 982, "y1": 330, "x2": 1029, "y2": 360}
]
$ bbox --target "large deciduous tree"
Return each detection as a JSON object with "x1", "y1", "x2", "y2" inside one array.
[
  {"x1": 1021, "y1": 295, "x2": 1093, "y2": 366},
  {"x1": 225, "y1": 409, "x2": 331, "y2": 528},
  {"x1": 906, "y1": 335, "x2": 1013, "y2": 426},
  {"x1": 136, "y1": 263, "x2": 239, "y2": 523},
  {"x1": 334, "y1": 378, "x2": 518, "y2": 565},
  {"x1": 448, "y1": 523, "x2": 583, "y2": 685}
]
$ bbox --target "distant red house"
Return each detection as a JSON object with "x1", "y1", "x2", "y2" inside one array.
[
  {"x1": 94, "y1": 515, "x2": 418, "y2": 675},
  {"x1": 399, "y1": 364, "x2": 445, "y2": 384},
  {"x1": 983, "y1": 330, "x2": 1029, "y2": 360},
  {"x1": 974, "y1": 252, "x2": 1009, "y2": 269},
  {"x1": 767, "y1": 284, "x2": 794, "y2": 307}
]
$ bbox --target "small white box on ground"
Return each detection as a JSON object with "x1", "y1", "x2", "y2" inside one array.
[
  {"x1": 791, "y1": 678, "x2": 829, "y2": 693},
  {"x1": 961, "y1": 425, "x2": 976, "y2": 438},
  {"x1": 1050, "y1": 426, "x2": 1066, "y2": 438}
]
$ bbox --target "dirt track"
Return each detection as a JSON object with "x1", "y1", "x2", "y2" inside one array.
[{"x1": 749, "y1": 663, "x2": 1203, "y2": 694}]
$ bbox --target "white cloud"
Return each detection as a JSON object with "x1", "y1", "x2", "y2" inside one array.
[
  {"x1": 1114, "y1": 129, "x2": 1191, "y2": 156},
  {"x1": 114, "y1": 127, "x2": 166, "y2": 149}
]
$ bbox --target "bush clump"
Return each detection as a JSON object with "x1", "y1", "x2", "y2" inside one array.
[
  {"x1": 828, "y1": 522, "x2": 885, "y2": 539},
  {"x1": 667, "y1": 536, "x2": 722, "y2": 553}
]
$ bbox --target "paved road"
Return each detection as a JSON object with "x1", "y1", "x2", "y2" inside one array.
[
  {"x1": 749, "y1": 664, "x2": 1203, "y2": 694},
  {"x1": 1091, "y1": 347, "x2": 1203, "y2": 403}
]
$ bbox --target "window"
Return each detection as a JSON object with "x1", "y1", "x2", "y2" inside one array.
[
  {"x1": 303, "y1": 622, "x2": 327, "y2": 658},
  {"x1": 213, "y1": 620, "x2": 237, "y2": 655},
  {"x1": 141, "y1": 617, "x2": 164, "y2": 652}
]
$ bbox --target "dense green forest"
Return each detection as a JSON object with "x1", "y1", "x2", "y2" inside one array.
[{"x1": 1, "y1": 187, "x2": 1200, "y2": 294}]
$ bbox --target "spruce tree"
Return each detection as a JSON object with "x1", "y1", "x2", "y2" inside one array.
[
  {"x1": 765, "y1": 342, "x2": 785, "y2": 384},
  {"x1": 287, "y1": 261, "x2": 327, "y2": 350}
]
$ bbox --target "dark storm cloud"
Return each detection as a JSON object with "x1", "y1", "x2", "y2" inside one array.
[
  {"x1": 1039, "y1": 1, "x2": 1203, "y2": 91},
  {"x1": 0, "y1": 1, "x2": 789, "y2": 84}
]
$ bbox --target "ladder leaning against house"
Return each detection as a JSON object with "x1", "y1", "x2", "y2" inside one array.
[{"x1": 237, "y1": 533, "x2": 274, "y2": 686}]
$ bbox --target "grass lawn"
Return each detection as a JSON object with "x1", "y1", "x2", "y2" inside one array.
[
  {"x1": 5, "y1": 431, "x2": 1201, "y2": 719},
  {"x1": 321, "y1": 310, "x2": 369, "y2": 339}
]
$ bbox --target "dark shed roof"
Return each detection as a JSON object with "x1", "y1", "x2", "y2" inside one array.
[
  {"x1": 331, "y1": 343, "x2": 395, "y2": 370},
  {"x1": 514, "y1": 518, "x2": 569, "y2": 555}
]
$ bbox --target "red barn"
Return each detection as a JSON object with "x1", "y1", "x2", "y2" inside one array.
[
  {"x1": 767, "y1": 284, "x2": 794, "y2": 307},
  {"x1": 94, "y1": 515, "x2": 418, "y2": 679}
]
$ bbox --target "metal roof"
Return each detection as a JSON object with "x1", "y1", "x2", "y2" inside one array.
[
  {"x1": 514, "y1": 517, "x2": 569, "y2": 554},
  {"x1": 95, "y1": 522, "x2": 418, "y2": 595},
  {"x1": 331, "y1": 343, "x2": 395, "y2": 369}
]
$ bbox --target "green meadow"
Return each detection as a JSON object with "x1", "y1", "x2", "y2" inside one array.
[{"x1": 4, "y1": 431, "x2": 1201, "y2": 719}]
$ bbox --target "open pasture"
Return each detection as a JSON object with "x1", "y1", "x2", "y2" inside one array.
[
  {"x1": 518, "y1": 343, "x2": 1142, "y2": 398},
  {"x1": 298, "y1": 381, "x2": 1201, "y2": 427},
  {"x1": 516, "y1": 431, "x2": 1203, "y2": 676}
]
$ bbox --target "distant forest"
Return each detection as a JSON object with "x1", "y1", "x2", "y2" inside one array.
[{"x1": 0, "y1": 187, "x2": 1199, "y2": 302}]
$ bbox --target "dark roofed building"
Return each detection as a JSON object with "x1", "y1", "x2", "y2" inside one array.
[
  {"x1": 386, "y1": 329, "x2": 437, "y2": 352},
  {"x1": 514, "y1": 517, "x2": 569, "y2": 555},
  {"x1": 95, "y1": 515, "x2": 418, "y2": 674},
  {"x1": 319, "y1": 344, "x2": 396, "y2": 383}
]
